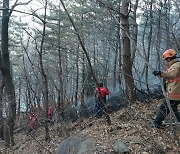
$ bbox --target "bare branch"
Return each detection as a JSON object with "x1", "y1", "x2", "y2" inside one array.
[
  {"x1": 94, "y1": 0, "x2": 130, "y2": 17},
  {"x1": 0, "y1": 0, "x2": 45, "y2": 23},
  {"x1": 9, "y1": 0, "x2": 34, "y2": 16}
]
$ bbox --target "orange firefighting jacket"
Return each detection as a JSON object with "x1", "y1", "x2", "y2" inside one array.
[{"x1": 161, "y1": 59, "x2": 180, "y2": 100}]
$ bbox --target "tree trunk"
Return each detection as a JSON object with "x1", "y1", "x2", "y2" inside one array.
[
  {"x1": 156, "y1": 3, "x2": 162, "y2": 70},
  {"x1": 75, "y1": 46, "x2": 79, "y2": 105},
  {"x1": 81, "y1": 53, "x2": 85, "y2": 104},
  {"x1": 37, "y1": 0, "x2": 50, "y2": 141},
  {"x1": 57, "y1": 7, "x2": 64, "y2": 119},
  {"x1": 145, "y1": 0, "x2": 153, "y2": 92},
  {"x1": 165, "y1": 0, "x2": 171, "y2": 48},
  {"x1": 114, "y1": 13, "x2": 121, "y2": 90},
  {"x1": 0, "y1": 73, "x2": 4, "y2": 140},
  {"x1": 17, "y1": 79, "x2": 21, "y2": 118},
  {"x1": 121, "y1": 0, "x2": 136, "y2": 103},
  {"x1": 0, "y1": 0, "x2": 16, "y2": 147},
  {"x1": 131, "y1": 0, "x2": 139, "y2": 61}
]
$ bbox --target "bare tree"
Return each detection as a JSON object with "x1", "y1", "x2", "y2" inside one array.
[
  {"x1": 114, "y1": 2, "x2": 121, "y2": 90},
  {"x1": 35, "y1": 0, "x2": 50, "y2": 141},
  {"x1": 0, "y1": 0, "x2": 34, "y2": 147},
  {"x1": 144, "y1": 0, "x2": 153, "y2": 92},
  {"x1": 121, "y1": 0, "x2": 136, "y2": 103},
  {"x1": 57, "y1": 7, "x2": 65, "y2": 118}
]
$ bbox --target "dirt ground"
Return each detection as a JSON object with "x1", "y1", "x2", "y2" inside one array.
[{"x1": 0, "y1": 100, "x2": 180, "y2": 154}]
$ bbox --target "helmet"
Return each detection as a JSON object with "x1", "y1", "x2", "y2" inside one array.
[
  {"x1": 162, "y1": 49, "x2": 176, "y2": 60},
  {"x1": 98, "y1": 82, "x2": 103, "y2": 87}
]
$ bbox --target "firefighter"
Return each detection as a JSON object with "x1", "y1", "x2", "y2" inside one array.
[
  {"x1": 95, "y1": 82, "x2": 110, "y2": 117},
  {"x1": 152, "y1": 49, "x2": 180, "y2": 128},
  {"x1": 48, "y1": 107, "x2": 54, "y2": 125},
  {"x1": 48, "y1": 107, "x2": 53, "y2": 120},
  {"x1": 29, "y1": 112, "x2": 38, "y2": 131}
]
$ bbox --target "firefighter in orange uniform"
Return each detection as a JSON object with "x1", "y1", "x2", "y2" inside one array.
[{"x1": 152, "y1": 49, "x2": 180, "y2": 128}]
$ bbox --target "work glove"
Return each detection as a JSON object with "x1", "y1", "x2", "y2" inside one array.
[{"x1": 153, "y1": 70, "x2": 162, "y2": 76}]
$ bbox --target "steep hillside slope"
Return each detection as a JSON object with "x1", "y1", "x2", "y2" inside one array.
[{"x1": 0, "y1": 100, "x2": 179, "y2": 154}]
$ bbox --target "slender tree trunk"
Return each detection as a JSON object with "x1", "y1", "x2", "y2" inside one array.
[
  {"x1": 113, "y1": 17, "x2": 120, "y2": 90},
  {"x1": 103, "y1": 45, "x2": 110, "y2": 86},
  {"x1": 131, "y1": 0, "x2": 139, "y2": 61},
  {"x1": 93, "y1": 34, "x2": 96, "y2": 67},
  {"x1": 156, "y1": 3, "x2": 162, "y2": 70},
  {"x1": 37, "y1": 0, "x2": 50, "y2": 141},
  {"x1": 117, "y1": 23, "x2": 122, "y2": 90},
  {"x1": 121, "y1": 0, "x2": 136, "y2": 103},
  {"x1": 118, "y1": 41, "x2": 122, "y2": 90},
  {"x1": 75, "y1": 47, "x2": 79, "y2": 105},
  {"x1": 81, "y1": 53, "x2": 85, "y2": 104},
  {"x1": 145, "y1": 0, "x2": 153, "y2": 92},
  {"x1": 17, "y1": 79, "x2": 21, "y2": 118},
  {"x1": 113, "y1": 39, "x2": 118, "y2": 90},
  {"x1": 0, "y1": 73, "x2": 4, "y2": 140},
  {"x1": 57, "y1": 7, "x2": 64, "y2": 119},
  {"x1": 22, "y1": 56, "x2": 33, "y2": 111},
  {"x1": 165, "y1": 0, "x2": 171, "y2": 48}
]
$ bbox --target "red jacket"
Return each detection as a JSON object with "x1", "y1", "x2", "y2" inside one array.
[
  {"x1": 48, "y1": 107, "x2": 53, "y2": 119},
  {"x1": 96, "y1": 87, "x2": 109, "y2": 98},
  {"x1": 29, "y1": 112, "x2": 37, "y2": 129}
]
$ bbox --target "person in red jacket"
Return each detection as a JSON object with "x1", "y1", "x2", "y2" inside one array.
[
  {"x1": 29, "y1": 112, "x2": 38, "y2": 131},
  {"x1": 95, "y1": 82, "x2": 110, "y2": 117},
  {"x1": 48, "y1": 107, "x2": 53, "y2": 122}
]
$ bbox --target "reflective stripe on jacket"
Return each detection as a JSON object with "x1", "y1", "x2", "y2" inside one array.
[{"x1": 161, "y1": 60, "x2": 180, "y2": 100}]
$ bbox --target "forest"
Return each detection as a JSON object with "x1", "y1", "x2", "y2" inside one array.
[{"x1": 0, "y1": 0, "x2": 180, "y2": 153}]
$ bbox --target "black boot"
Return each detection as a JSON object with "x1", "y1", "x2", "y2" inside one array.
[{"x1": 150, "y1": 110, "x2": 166, "y2": 128}]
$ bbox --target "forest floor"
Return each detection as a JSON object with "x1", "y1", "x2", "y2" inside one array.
[{"x1": 0, "y1": 100, "x2": 180, "y2": 154}]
